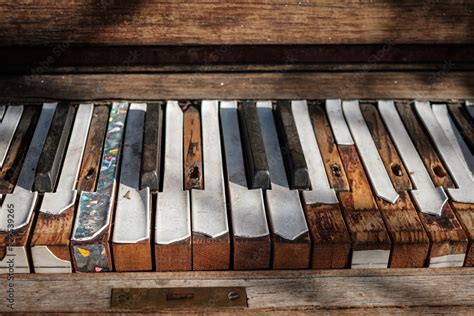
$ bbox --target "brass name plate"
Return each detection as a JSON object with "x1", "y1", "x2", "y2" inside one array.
[{"x1": 111, "y1": 287, "x2": 247, "y2": 310}]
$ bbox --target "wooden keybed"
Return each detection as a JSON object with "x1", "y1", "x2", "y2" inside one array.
[{"x1": 1, "y1": 1, "x2": 474, "y2": 313}]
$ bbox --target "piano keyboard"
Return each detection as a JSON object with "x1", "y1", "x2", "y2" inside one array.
[{"x1": 0, "y1": 100, "x2": 472, "y2": 273}]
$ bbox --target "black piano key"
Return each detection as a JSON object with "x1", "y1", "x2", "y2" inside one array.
[
  {"x1": 34, "y1": 103, "x2": 76, "y2": 192},
  {"x1": 238, "y1": 100, "x2": 270, "y2": 190},
  {"x1": 274, "y1": 101, "x2": 310, "y2": 190},
  {"x1": 141, "y1": 102, "x2": 163, "y2": 192}
]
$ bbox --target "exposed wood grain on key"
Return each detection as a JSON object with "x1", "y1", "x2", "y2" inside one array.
[
  {"x1": 337, "y1": 145, "x2": 392, "y2": 266},
  {"x1": 451, "y1": 202, "x2": 474, "y2": 266},
  {"x1": 0, "y1": 106, "x2": 39, "y2": 194},
  {"x1": 238, "y1": 101, "x2": 270, "y2": 190},
  {"x1": 360, "y1": 103, "x2": 412, "y2": 191},
  {"x1": 274, "y1": 101, "x2": 310, "y2": 190},
  {"x1": 396, "y1": 102, "x2": 455, "y2": 189},
  {"x1": 448, "y1": 103, "x2": 474, "y2": 153},
  {"x1": 76, "y1": 105, "x2": 109, "y2": 192},
  {"x1": 141, "y1": 102, "x2": 163, "y2": 192},
  {"x1": 183, "y1": 103, "x2": 203, "y2": 190},
  {"x1": 308, "y1": 104, "x2": 349, "y2": 192},
  {"x1": 34, "y1": 103, "x2": 76, "y2": 192}
]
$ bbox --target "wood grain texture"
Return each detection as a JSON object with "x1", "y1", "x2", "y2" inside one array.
[
  {"x1": 396, "y1": 101, "x2": 455, "y2": 189},
  {"x1": 1, "y1": 269, "x2": 473, "y2": 313},
  {"x1": 309, "y1": 104, "x2": 349, "y2": 192},
  {"x1": 233, "y1": 236, "x2": 271, "y2": 270},
  {"x1": 0, "y1": 1, "x2": 473, "y2": 45},
  {"x1": 141, "y1": 102, "x2": 163, "y2": 192},
  {"x1": 272, "y1": 233, "x2": 311, "y2": 270},
  {"x1": 192, "y1": 233, "x2": 230, "y2": 271},
  {"x1": 1, "y1": 72, "x2": 474, "y2": 102},
  {"x1": 450, "y1": 202, "x2": 474, "y2": 267},
  {"x1": 0, "y1": 106, "x2": 39, "y2": 194},
  {"x1": 304, "y1": 203, "x2": 351, "y2": 269},
  {"x1": 182, "y1": 103, "x2": 203, "y2": 190},
  {"x1": 337, "y1": 145, "x2": 391, "y2": 255},
  {"x1": 360, "y1": 103, "x2": 412, "y2": 191},
  {"x1": 112, "y1": 242, "x2": 152, "y2": 272},
  {"x1": 155, "y1": 238, "x2": 192, "y2": 272},
  {"x1": 76, "y1": 105, "x2": 109, "y2": 192}
]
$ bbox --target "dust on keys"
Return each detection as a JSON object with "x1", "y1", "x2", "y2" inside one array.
[{"x1": 0, "y1": 99, "x2": 473, "y2": 273}]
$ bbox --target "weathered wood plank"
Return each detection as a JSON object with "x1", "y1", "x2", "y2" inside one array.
[
  {"x1": 1, "y1": 269, "x2": 473, "y2": 313},
  {"x1": 0, "y1": 1, "x2": 473, "y2": 45},
  {"x1": 1, "y1": 72, "x2": 473, "y2": 102}
]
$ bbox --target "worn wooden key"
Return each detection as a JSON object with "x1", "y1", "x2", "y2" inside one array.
[
  {"x1": 238, "y1": 100, "x2": 270, "y2": 190},
  {"x1": 274, "y1": 101, "x2": 310, "y2": 190},
  {"x1": 0, "y1": 106, "x2": 39, "y2": 194},
  {"x1": 112, "y1": 103, "x2": 152, "y2": 272},
  {"x1": 31, "y1": 104, "x2": 93, "y2": 273},
  {"x1": 155, "y1": 101, "x2": 191, "y2": 271},
  {"x1": 396, "y1": 101, "x2": 455, "y2": 189},
  {"x1": 192, "y1": 100, "x2": 230, "y2": 271},
  {"x1": 326, "y1": 99, "x2": 391, "y2": 269},
  {"x1": 257, "y1": 101, "x2": 310, "y2": 269},
  {"x1": 220, "y1": 101, "x2": 270, "y2": 270},
  {"x1": 345, "y1": 101, "x2": 429, "y2": 268},
  {"x1": 432, "y1": 104, "x2": 473, "y2": 176},
  {"x1": 380, "y1": 101, "x2": 468, "y2": 267},
  {"x1": 308, "y1": 103, "x2": 350, "y2": 192},
  {"x1": 292, "y1": 100, "x2": 350, "y2": 269},
  {"x1": 35, "y1": 103, "x2": 76, "y2": 193},
  {"x1": 141, "y1": 102, "x2": 163, "y2": 192},
  {"x1": 183, "y1": 102, "x2": 203, "y2": 190},
  {"x1": 415, "y1": 101, "x2": 474, "y2": 267},
  {"x1": 71, "y1": 102, "x2": 128, "y2": 272},
  {"x1": 0, "y1": 103, "x2": 57, "y2": 273},
  {"x1": 0, "y1": 105, "x2": 23, "y2": 169},
  {"x1": 448, "y1": 103, "x2": 474, "y2": 153}
]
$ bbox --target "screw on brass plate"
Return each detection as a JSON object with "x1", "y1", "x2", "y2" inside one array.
[
  {"x1": 228, "y1": 291, "x2": 240, "y2": 301},
  {"x1": 117, "y1": 293, "x2": 130, "y2": 304}
]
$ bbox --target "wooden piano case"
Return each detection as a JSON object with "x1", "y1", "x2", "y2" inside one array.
[{"x1": 0, "y1": 1, "x2": 473, "y2": 314}]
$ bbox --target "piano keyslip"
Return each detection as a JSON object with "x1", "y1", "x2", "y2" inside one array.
[
  {"x1": 380, "y1": 101, "x2": 468, "y2": 267},
  {"x1": 71, "y1": 102, "x2": 128, "y2": 273},
  {"x1": 344, "y1": 101, "x2": 428, "y2": 268},
  {"x1": 35, "y1": 103, "x2": 76, "y2": 193},
  {"x1": 292, "y1": 100, "x2": 350, "y2": 269},
  {"x1": 257, "y1": 101, "x2": 310, "y2": 269},
  {"x1": 31, "y1": 104, "x2": 94, "y2": 273},
  {"x1": 326, "y1": 99, "x2": 391, "y2": 269},
  {"x1": 0, "y1": 106, "x2": 39, "y2": 194},
  {"x1": 191, "y1": 100, "x2": 230, "y2": 270},
  {"x1": 112, "y1": 103, "x2": 152, "y2": 272},
  {"x1": 220, "y1": 101, "x2": 271, "y2": 270},
  {"x1": 0, "y1": 103, "x2": 57, "y2": 273},
  {"x1": 155, "y1": 101, "x2": 191, "y2": 271}
]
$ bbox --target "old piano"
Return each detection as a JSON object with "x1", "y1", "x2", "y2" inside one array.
[{"x1": 0, "y1": 1, "x2": 473, "y2": 313}]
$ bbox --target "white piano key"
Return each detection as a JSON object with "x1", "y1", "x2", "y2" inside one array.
[
  {"x1": 432, "y1": 104, "x2": 474, "y2": 176},
  {"x1": 415, "y1": 101, "x2": 474, "y2": 204},
  {"x1": 378, "y1": 101, "x2": 448, "y2": 216},
  {"x1": 40, "y1": 104, "x2": 93, "y2": 215},
  {"x1": 257, "y1": 101, "x2": 308, "y2": 241},
  {"x1": 155, "y1": 101, "x2": 191, "y2": 244},
  {"x1": 342, "y1": 100, "x2": 399, "y2": 204},
  {"x1": 0, "y1": 103, "x2": 56, "y2": 232},
  {"x1": 0, "y1": 105, "x2": 23, "y2": 168},
  {"x1": 220, "y1": 100, "x2": 269, "y2": 239},
  {"x1": 0, "y1": 105, "x2": 5, "y2": 121},
  {"x1": 291, "y1": 100, "x2": 338, "y2": 205},
  {"x1": 113, "y1": 103, "x2": 150, "y2": 244},
  {"x1": 326, "y1": 99, "x2": 354, "y2": 145},
  {"x1": 192, "y1": 100, "x2": 229, "y2": 239}
]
